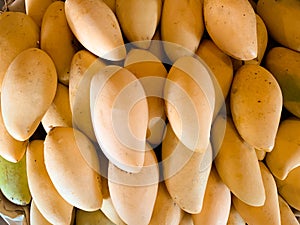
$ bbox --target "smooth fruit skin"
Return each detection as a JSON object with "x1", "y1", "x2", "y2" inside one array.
[
  {"x1": 266, "y1": 118, "x2": 300, "y2": 180},
  {"x1": 1, "y1": 48, "x2": 57, "y2": 141},
  {"x1": 257, "y1": 0, "x2": 300, "y2": 52},
  {"x1": 30, "y1": 200, "x2": 52, "y2": 225},
  {"x1": 116, "y1": 0, "x2": 161, "y2": 49},
  {"x1": 0, "y1": 154, "x2": 31, "y2": 206},
  {"x1": 233, "y1": 163, "x2": 281, "y2": 225},
  {"x1": 65, "y1": 0, "x2": 126, "y2": 61},
  {"x1": 27, "y1": 140, "x2": 74, "y2": 225},
  {"x1": 192, "y1": 166, "x2": 231, "y2": 225},
  {"x1": 265, "y1": 46, "x2": 300, "y2": 118},
  {"x1": 41, "y1": 1, "x2": 77, "y2": 85},
  {"x1": 230, "y1": 64, "x2": 282, "y2": 151},
  {"x1": 44, "y1": 127, "x2": 103, "y2": 211},
  {"x1": 212, "y1": 116, "x2": 265, "y2": 207},
  {"x1": 161, "y1": 0, "x2": 204, "y2": 62},
  {"x1": 0, "y1": 12, "x2": 39, "y2": 91},
  {"x1": 204, "y1": 0, "x2": 257, "y2": 60}
]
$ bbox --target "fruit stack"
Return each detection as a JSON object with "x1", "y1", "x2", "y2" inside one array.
[{"x1": 0, "y1": 0, "x2": 300, "y2": 224}]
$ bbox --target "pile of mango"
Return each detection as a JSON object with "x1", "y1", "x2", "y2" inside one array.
[{"x1": 0, "y1": 0, "x2": 300, "y2": 224}]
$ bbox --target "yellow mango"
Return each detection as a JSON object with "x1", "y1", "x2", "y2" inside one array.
[
  {"x1": 265, "y1": 46, "x2": 300, "y2": 118},
  {"x1": 230, "y1": 64, "x2": 282, "y2": 151},
  {"x1": 192, "y1": 167, "x2": 231, "y2": 225},
  {"x1": 44, "y1": 127, "x2": 102, "y2": 211},
  {"x1": 25, "y1": 0, "x2": 56, "y2": 27},
  {"x1": 266, "y1": 118, "x2": 300, "y2": 180},
  {"x1": 257, "y1": 0, "x2": 300, "y2": 52},
  {"x1": 162, "y1": 124, "x2": 212, "y2": 213},
  {"x1": 1, "y1": 48, "x2": 57, "y2": 141},
  {"x1": 227, "y1": 205, "x2": 245, "y2": 225},
  {"x1": 91, "y1": 66, "x2": 148, "y2": 173},
  {"x1": 244, "y1": 14, "x2": 268, "y2": 65},
  {"x1": 233, "y1": 162, "x2": 281, "y2": 225},
  {"x1": 204, "y1": 0, "x2": 257, "y2": 60},
  {"x1": 65, "y1": 0, "x2": 126, "y2": 61},
  {"x1": 212, "y1": 116, "x2": 265, "y2": 207},
  {"x1": 196, "y1": 39, "x2": 233, "y2": 119},
  {"x1": 0, "y1": 97, "x2": 28, "y2": 163},
  {"x1": 41, "y1": 1, "x2": 77, "y2": 85},
  {"x1": 161, "y1": 0, "x2": 204, "y2": 62},
  {"x1": 124, "y1": 49, "x2": 167, "y2": 146},
  {"x1": 42, "y1": 83, "x2": 73, "y2": 132},
  {"x1": 27, "y1": 140, "x2": 74, "y2": 225},
  {"x1": 116, "y1": 0, "x2": 162, "y2": 49},
  {"x1": 164, "y1": 56, "x2": 215, "y2": 152},
  {"x1": 276, "y1": 166, "x2": 300, "y2": 211},
  {"x1": 278, "y1": 195, "x2": 299, "y2": 225},
  {"x1": 0, "y1": 12, "x2": 39, "y2": 90},
  {"x1": 149, "y1": 182, "x2": 182, "y2": 225},
  {"x1": 108, "y1": 149, "x2": 159, "y2": 225},
  {"x1": 30, "y1": 200, "x2": 52, "y2": 225},
  {"x1": 69, "y1": 50, "x2": 106, "y2": 143}
]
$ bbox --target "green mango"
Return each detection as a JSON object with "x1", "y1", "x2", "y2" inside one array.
[
  {"x1": 75, "y1": 209, "x2": 115, "y2": 225},
  {"x1": 0, "y1": 154, "x2": 31, "y2": 205}
]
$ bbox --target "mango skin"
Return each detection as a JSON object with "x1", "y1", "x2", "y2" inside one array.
[
  {"x1": 0, "y1": 154, "x2": 31, "y2": 206},
  {"x1": 265, "y1": 47, "x2": 300, "y2": 118}
]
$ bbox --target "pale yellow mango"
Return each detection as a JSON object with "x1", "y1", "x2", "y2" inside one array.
[
  {"x1": 266, "y1": 118, "x2": 300, "y2": 180},
  {"x1": 230, "y1": 64, "x2": 282, "y2": 151},
  {"x1": 116, "y1": 0, "x2": 161, "y2": 49},
  {"x1": 42, "y1": 83, "x2": 73, "y2": 133},
  {"x1": 0, "y1": 12, "x2": 39, "y2": 90},
  {"x1": 212, "y1": 116, "x2": 265, "y2": 206},
  {"x1": 65, "y1": 0, "x2": 126, "y2": 61},
  {"x1": 27, "y1": 140, "x2": 74, "y2": 225},
  {"x1": 257, "y1": 0, "x2": 300, "y2": 52},
  {"x1": 41, "y1": 1, "x2": 77, "y2": 85},
  {"x1": 44, "y1": 127, "x2": 102, "y2": 211},
  {"x1": 233, "y1": 163, "x2": 281, "y2": 225},
  {"x1": 192, "y1": 167, "x2": 231, "y2": 225},
  {"x1": 204, "y1": 0, "x2": 257, "y2": 60},
  {"x1": 1, "y1": 48, "x2": 57, "y2": 141},
  {"x1": 161, "y1": 0, "x2": 204, "y2": 62}
]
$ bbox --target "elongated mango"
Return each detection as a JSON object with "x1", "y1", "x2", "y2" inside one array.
[
  {"x1": 257, "y1": 0, "x2": 300, "y2": 52},
  {"x1": 265, "y1": 46, "x2": 300, "y2": 118},
  {"x1": 162, "y1": 124, "x2": 212, "y2": 213},
  {"x1": 27, "y1": 140, "x2": 74, "y2": 225},
  {"x1": 149, "y1": 182, "x2": 182, "y2": 225},
  {"x1": 91, "y1": 66, "x2": 148, "y2": 173},
  {"x1": 0, "y1": 12, "x2": 39, "y2": 90},
  {"x1": 41, "y1": 1, "x2": 77, "y2": 85},
  {"x1": 276, "y1": 166, "x2": 300, "y2": 211},
  {"x1": 42, "y1": 83, "x2": 73, "y2": 133},
  {"x1": 44, "y1": 127, "x2": 102, "y2": 211},
  {"x1": 212, "y1": 116, "x2": 265, "y2": 206},
  {"x1": 278, "y1": 195, "x2": 299, "y2": 225},
  {"x1": 65, "y1": 0, "x2": 126, "y2": 61},
  {"x1": 108, "y1": 149, "x2": 159, "y2": 225},
  {"x1": 164, "y1": 56, "x2": 215, "y2": 152},
  {"x1": 233, "y1": 163, "x2": 281, "y2": 225},
  {"x1": 30, "y1": 200, "x2": 52, "y2": 225},
  {"x1": 0, "y1": 97, "x2": 28, "y2": 163},
  {"x1": 196, "y1": 39, "x2": 233, "y2": 119},
  {"x1": 116, "y1": 0, "x2": 161, "y2": 49},
  {"x1": 1, "y1": 48, "x2": 57, "y2": 141},
  {"x1": 204, "y1": 0, "x2": 257, "y2": 60},
  {"x1": 230, "y1": 64, "x2": 282, "y2": 151},
  {"x1": 266, "y1": 118, "x2": 300, "y2": 180},
  {"x1": 124, "y1": 49, "x2": 167, "y2": 146},
  {"x1": 192, "y1": 167, "x2": 231, "y2": 225},
  {"x1": 161, "y1": 0, "x2": 204, "y2": 62}
]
